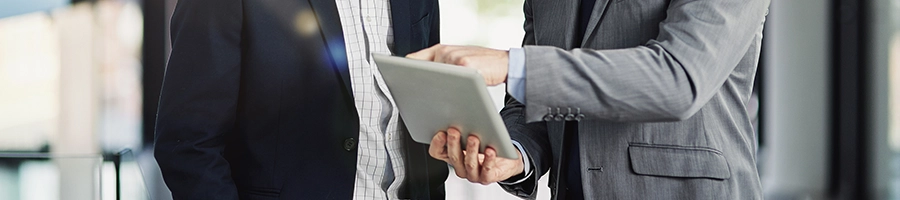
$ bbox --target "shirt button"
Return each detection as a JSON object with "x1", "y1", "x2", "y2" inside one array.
[{"x1": 343, "y1": 138, "x2": 357, "y2": 152}]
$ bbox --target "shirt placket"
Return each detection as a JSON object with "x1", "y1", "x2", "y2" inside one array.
[
  {"x1": 343, "y1": 0, "x2": 389, "y2": 199},
  {"x1": 363, "y1": 0, "x2": 405, "y2": 198}
]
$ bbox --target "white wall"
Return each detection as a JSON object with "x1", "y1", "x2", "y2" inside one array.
[{"x1": 440, "y1": 0, "x2": 552, "y2": 199}]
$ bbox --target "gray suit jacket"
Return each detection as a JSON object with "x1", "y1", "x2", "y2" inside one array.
[{"x1": 499, "y1": 0, "x2": 770, "y2": 199}]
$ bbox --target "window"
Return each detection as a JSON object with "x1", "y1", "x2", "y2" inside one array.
[{"x1": 870, "y1": 0, "x2": 900, "y2": 198}]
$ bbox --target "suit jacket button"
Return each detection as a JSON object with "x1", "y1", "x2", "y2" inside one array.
[{"x1": 343, "y1": 138, "x2": 357, "y2": 152}]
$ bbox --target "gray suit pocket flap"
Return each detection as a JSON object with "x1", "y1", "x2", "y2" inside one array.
[{"x1": 628, "y1": 144, "x2": 731, "y2": 180}]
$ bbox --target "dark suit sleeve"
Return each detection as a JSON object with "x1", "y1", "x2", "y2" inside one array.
[
  {"x1": 499, "y1": 95, "x2": 552, "y2": 199},
  {"x1": 153, "y1": 0, "x2": 243, "y2": 199},
  {"x1": 498, "y1": 1, "x2": 551, "y2": 198}
]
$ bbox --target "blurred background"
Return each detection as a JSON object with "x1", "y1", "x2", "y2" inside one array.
[{"x1": 0, "y1": 0, "x2": 898, "y2": 199}]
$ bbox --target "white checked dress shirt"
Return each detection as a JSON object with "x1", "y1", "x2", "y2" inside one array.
[{"x1": 334, "y1": 0, "x2": 406, "y2": 199}]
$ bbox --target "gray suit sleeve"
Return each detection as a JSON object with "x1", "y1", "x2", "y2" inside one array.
[
  {"x1": 523, "y1": 0, "x2": 769, "y2": 123},
  {"x1": 498, "y1": 1, "x2": 551, "y2": 199}
]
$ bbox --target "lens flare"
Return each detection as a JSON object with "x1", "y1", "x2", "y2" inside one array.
[{"x1": 294, "y1": 10, "x2": 318, "y2": 37}]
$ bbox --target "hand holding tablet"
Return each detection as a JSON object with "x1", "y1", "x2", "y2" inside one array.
[{"x1": 429, "y1": 127, "x2": 524, "y2": 184}]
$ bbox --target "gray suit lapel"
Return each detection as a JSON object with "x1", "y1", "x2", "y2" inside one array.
[
  {"x1": 535, "y1": 0, "x2": 578, "y2": 49},
  {"x1": 580, "y1": 0, "x2": 612, "y2": 47}
]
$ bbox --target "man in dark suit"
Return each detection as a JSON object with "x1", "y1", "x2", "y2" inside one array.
[{"x1": 154, "y1": 0, "x2": 447, "y2": 199}]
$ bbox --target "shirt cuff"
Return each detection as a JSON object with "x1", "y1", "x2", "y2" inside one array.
[
  {"x1": 506, "y1": 48, "x2": 526, "y2": 104},
  {"x1": 499, "y1": 140, "x2": 534, "y2": 185}
]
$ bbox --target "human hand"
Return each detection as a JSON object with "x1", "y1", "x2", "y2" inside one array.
[
  {"x1": 406, "y1": 44, "x2": 509, "y2": 86},
  {"x1": 428, "y1": 128, "x2": 524, "y2": 185}
]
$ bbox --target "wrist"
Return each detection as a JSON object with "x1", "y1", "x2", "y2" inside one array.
[
  {"x1": 503, "y1": 50, "x2": 510, "y2": 83},
  {"x1": 517, "y1": 152, "x2": 525, "y2": 173}
]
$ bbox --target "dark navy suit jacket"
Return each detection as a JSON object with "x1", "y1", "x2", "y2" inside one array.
[{"x1": 154, "y1": 0, "x2": 446, "y2": 199}]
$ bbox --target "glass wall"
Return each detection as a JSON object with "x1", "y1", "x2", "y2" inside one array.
[
  {"x1": 870, "y1": 0, "x2": 900, "y2": 199},
  {"x1": 0, "y1": 1, "x2": 144, "y2": 155},
  {"x1": 0, "y1": 0, "x2": 68, "y2": 18},
  {"x1": 0, "y1": 1, "x2": 145, "y2": 199},
  {"x1": 0, "y1": 13, "x2": 60, "y2": 152}
]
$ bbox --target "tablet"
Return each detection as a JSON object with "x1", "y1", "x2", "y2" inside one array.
[{"x1": 374, "y1": 54, "x2": 519, "y2": 160}]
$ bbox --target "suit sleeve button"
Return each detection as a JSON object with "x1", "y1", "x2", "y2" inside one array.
[
  {"x1": 564, "y1": 108, "x2": 575, "y2": 121},
  {"x1": 542, "y1": 107, "x2": 555, "y2": 121},
  {"x1": 575, "y1": 114, "x2": 585, "y2": 121}
]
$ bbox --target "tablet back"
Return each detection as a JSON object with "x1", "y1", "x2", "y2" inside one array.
[{"x1": 374, "y1": 54, "x2": 518, "y2": 159}]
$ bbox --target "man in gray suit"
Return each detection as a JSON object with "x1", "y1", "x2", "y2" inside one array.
[{"x1": 408, "y1": 0, "x2": 770, "y2": 199}]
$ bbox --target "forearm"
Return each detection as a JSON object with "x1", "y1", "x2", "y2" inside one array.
[
  {"x1": 522, "y1": 45, "x2": 695, "y2": 123},
  {"x1": 521, "y1": 0, "x2": 769, "y2": 123}
]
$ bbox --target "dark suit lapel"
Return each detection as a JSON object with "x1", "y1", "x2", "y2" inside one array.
[
  {"x1": 390, "y1": 0, "x2": 412, "y2": 55},
  {"x1": 392, "y1": 0, "x2": 424, "y2": 193},
  {"x1": 581, "y1": 0, "x2": 612, "y2": 46},
  {"x1": 308, "y1": 0, "x2": 353, "y2": 97},
  {"x1": 391, "y1": 2, "x2": 444, "y2": 199}
]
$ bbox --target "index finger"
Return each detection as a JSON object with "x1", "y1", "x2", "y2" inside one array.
[
  {"x1": 429, "y1": 131, "x2": 449, "y2": 161},
  {"x1": 406, "y1": 44, "x2": 440, "y2": 61}
]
